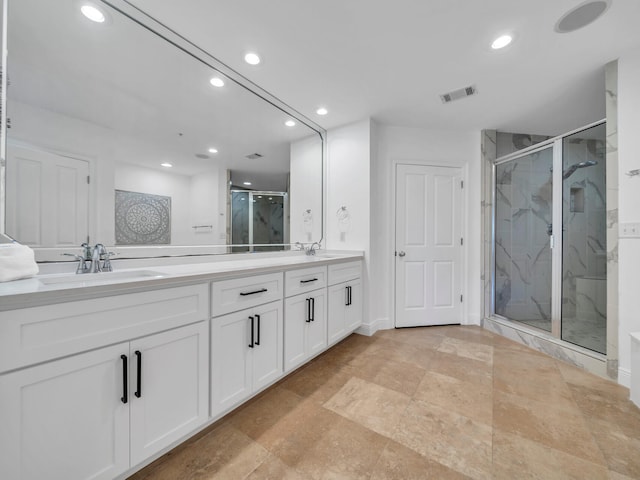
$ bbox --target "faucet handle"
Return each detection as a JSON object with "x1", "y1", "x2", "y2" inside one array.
[
  {"x1": 62, "y1": 253, "x2": 88, "y2": 274},
  {"x1": 102, "y1": 252, "x2": 117, "y2": 272}
]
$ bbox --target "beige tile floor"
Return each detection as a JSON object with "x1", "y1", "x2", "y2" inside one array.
[{"x1": 129, "y1": 326, "x2": 640, "y2": 480}]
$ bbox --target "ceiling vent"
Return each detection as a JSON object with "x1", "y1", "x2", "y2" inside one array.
[
  {"x1": 245, "y1": 153, "x2": 264, "y2": 160},
  {"x1": 440, "y1": 85, "x2": 478, "y2": 104}
]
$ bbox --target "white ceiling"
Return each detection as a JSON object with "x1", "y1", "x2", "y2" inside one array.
[{"x1": 127, "y1": 0, "x2": 640, "y2": 136}]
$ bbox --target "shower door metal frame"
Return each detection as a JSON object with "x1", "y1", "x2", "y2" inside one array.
[{"x1": 490, "y1": 119, "x2": 605, "y2": 341}]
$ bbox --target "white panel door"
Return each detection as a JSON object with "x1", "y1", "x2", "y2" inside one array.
[
  {"x1": 306, "y1": 290, "x2": 328, "y2": 357},
  {"x1": 395, "y1": 164, "x2": 463, "y2": 327},
  {"x1": 129, "y1": 322, "x2": 209, "y2": 466},
  {"x1": 284, "y1": 294, "x2": 308, "y2": 372},
  {"x1": 345, "y1": 280, "x2": 362, "y2": 331},
  {"x1": 6, "y1": 145, "x2": 89, "y2": 247},
  {"x1": 0, "y1": 344, "x2": 129, "y2": 480},
  {"x1": 327, "y1": 283, "x2": 348, "y2": 345}
]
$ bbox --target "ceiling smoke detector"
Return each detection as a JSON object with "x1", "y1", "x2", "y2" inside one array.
[
  {"x1": 555, "y1": 1, "x2": 610, "y2": 33},
  {"x1": 439, "y1": 85, "x2": 478, "y2": 104},
  {"x1": 245, "y1": 153, "x2": 264, "y2": 160}
]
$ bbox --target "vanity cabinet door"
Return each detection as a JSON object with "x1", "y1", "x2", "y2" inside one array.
[
  {"x1": 129, "y1": 322, "x2": 209, "y2": 467},
  {"x1": 0, "y1": 344, "x2": 130, "y2": 480},
  {"x1": 344, "y1": 279, "x2": 362, "y2": 332},
  {"x1": 211, "y1": 300, "x2": 283, "y2": 418},
  {"x1": 327, "y1": 279, "x2": 362, "y2": 346},
  {"x1": 284, "y1": 290, "x2": 327, "y2": 373},
  {"x1": 211, "y1": 309, "x2": 253, "y2": 417},
  {"x1": 251, "y1": 301, "x2": 284, "y2": 392}
]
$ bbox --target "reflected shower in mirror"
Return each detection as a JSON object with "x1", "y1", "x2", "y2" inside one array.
[{"x1": 2, "y1": 0, "x2": 323, "y2": 259}]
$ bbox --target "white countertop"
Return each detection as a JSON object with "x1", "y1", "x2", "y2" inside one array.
[{"x1": 0, "y1": 251, "x2": 363, "y2": 311}]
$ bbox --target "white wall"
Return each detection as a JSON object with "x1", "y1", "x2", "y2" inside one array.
[
  {"x1": 617, "y1": 47, "x2": 640, "y2": 385},
  {"x1": 290, "y1": 135, "x2": 323, "y2": 244},
  {"x1": 374, "y1": 125, "x2": 481, "y2": 329},
  {"x1": 325, "y1": 119, "x2": 372, "y2": 329}
]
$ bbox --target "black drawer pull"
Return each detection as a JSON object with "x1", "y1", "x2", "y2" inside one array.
[
  {"x1": 300, "y1": 278, "x2": 318, "y2": 284},
  {"x1": 121, "y1": 355, "x2": 128, "y2": 404},
  {"x1": 255, "y1": 314, "x2": 261, "y2": 346},
  {"x1": 248, "y1": 316, "x2": 255, "y2": 348},
  {"x1": 135, "y1": 350, "x2": 142, "y2": 398},
  {"x1": 240, "y1": 288, "x2": 268, "y2": 296}
]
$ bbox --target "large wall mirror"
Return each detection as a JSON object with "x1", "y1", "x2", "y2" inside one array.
[{"x1": 0, "y1": 0, "x2": 324, "y2": 261}]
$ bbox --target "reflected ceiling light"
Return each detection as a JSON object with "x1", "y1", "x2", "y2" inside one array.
[
  {"x1": 80, "y1": 4, "x2": 106, "y2": 23},
  {"x1": 285, "y1": 120, "x2": 296, "y2": 127},
  {"x1": 243, "y1": 181, "x2": 252, "y2": 186},
  {"x1": 316, "y1": 107, "x2": 328, "y2": 116},
  {"x1": 491, "y1": 34, "x2": 513, "y2": 49},
  {"x1": 210, "y1": 77, "x2": 225, "y2": 87},
  {"x1": 244, "y1": 53, "x2": 261, "y2": 65},
  {"x1": 208, "y1": 147, "x2": 218, "y2": 154},
  {"x1": 258, "y1": 195, "x2": 263, "y2": 198},
  {"x1": 268, "y1": 197, "x2": 273, "y2": 200},
  {"x1": 161, "y1": 162, "x2": 173, "y2": 168}
]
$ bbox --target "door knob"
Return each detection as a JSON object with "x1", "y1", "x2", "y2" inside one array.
[{"x1": 398, "y1": 251, "x2": 406, "y2": 257}]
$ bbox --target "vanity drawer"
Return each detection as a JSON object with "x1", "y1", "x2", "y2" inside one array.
[
  {"x1": 0, "y1": 284, "x2": 209, "y2": 374},
  {"x1": 211, "y1": 272, "x2": 283, "y2": 317},
  {"x1": 285, "y1": 266, "x2": 327, "y2": 298},
  {"x1": 328, "y1": 260, "x2": 362, "y2": 285}
]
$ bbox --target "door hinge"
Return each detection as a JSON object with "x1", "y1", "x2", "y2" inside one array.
[
  {"x1": 460, "y1": 180, "x2": 464, "y2": 189},
  {"x1": 87, "y1": 235, "x2": 90, "y2": 243},
  {"x1": 460, "y1": 237, "x2": 464, "y2": 246},
  {"x1": 460, "y1": 294, "x2": 463, "y2": 302},
  {"x1": 87, "y1": 175, "x2": 90, "y2": 184}
]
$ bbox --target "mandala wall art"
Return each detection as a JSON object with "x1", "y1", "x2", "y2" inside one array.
[{"x1": 115, "y1": 190, "x2": 171, "y2": 245}]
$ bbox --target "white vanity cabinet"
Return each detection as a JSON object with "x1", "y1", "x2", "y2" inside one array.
[
  {"x1": 327, "y1": 261, "x2": 363, "y2": 346},
  {"x1": 0, "y1": 285, "x2": 210, "y2": 480},
  {"x1": 210, "y1": 273, "x2": 284, "y2": 418},
  {"x1": 284, "y1": 266, "x2": 328, "y2": 373}
]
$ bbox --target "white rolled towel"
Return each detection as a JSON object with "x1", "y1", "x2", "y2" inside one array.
[{"x1": 0, "y1": 243, "x2": 40, "y2": 282}]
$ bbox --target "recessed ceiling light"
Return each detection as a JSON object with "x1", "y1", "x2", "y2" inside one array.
[
  {"x1": 161, "y1": 162, "x2": 173, "y2": 168},
  {"x1": 244, "y1": 53, "x2": 261, "y2": 65},
  {"x1": 268, "y1": 197, "x2": 273, "y2": 200},
  {"x1": 80, "y1": 4, "x2": 106, "y2": 23},
  {"x1": 208, "y1": 148, "x2": 218, "y2": 154},
  {"x1": 243, "y1": 181, "x2": 252, "y2": 186},
  {"x1": 258, "y1": 195, "x2": 263, "y2": 198},
  {"x1": 285, "y1": 120, "x2": 296, "y2": 127},
  {"x1": 316, "y1": 107, "x2": 328, "y2": 116},
  {"x1": 210, "y1": 77, "x2": 224, "y2": 88},
  {"x1": 491, "y1": 34, "x2": 513, "y2": 50}
]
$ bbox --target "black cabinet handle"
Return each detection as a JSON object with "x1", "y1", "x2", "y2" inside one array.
[
  {"x1": 345, "y1": 286, "x2": 349, "y2": 306},
  {"x1": 121, "y1": 355, "x2": 128, "y2": 404},
  {"x1": 255, "y1": 314, "x2": 261, "y2": 346},
  {"x1": 240, "y1": 288, "x2": 268, "y2": 296},
  {"x1": 306, "y1": 298, "x2": 311, "y2": 322},
  {"x1": 248, "y1": 316, "x2": 255, "y2": 348},
  {"x1": 349, "y1": 286, "x2": 353, "y2": 305},
  {"x1": 300, "y1": 278, "x2": 318, "y2": 284},
  {"x1": 310, "y1": 297, "x2": 315, "y2": 322},
  {"x1": 135, "y1": 350, "x2": 142, "y2": 398}
]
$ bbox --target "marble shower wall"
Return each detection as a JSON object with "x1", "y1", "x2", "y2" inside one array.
[
  {"x1": 494, "y1": 147, "x2": 554, "y2": 326},
  {"x1": 562, "y1": 135, "x2": 607, "y2": 322},
  {"x1": 605, "y1": 60, "x2": 619, "y2": 378}
]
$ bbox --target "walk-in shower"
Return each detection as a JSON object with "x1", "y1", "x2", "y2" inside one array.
[{"x1": 493, "y1": 122, "x2": 607, "y2": 354}]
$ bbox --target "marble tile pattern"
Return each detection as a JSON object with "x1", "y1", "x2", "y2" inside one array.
[
  {"x1": 494, "y1": 148, "x2": 554, "y2": 328},
  {"x1": 605, "y1": 60, "x2": 619, "y2": 377},
  {"x1": 128, "y1": 327, "x2": 640, "y2": 480}
]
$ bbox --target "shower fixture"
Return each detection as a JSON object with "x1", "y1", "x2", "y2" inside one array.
[{"x1": 562, "y1": 160, "x2": 597, "y2": 180}]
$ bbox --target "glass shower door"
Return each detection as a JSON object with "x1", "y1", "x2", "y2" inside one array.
[
  {"x1": 494, "y1": 146, "x2": 554, "y2": 332},
  {"x1": 561, "y1": 124, "x2": 606, "y2": 353}
]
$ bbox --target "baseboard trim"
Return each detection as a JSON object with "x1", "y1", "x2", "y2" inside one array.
[
  {"x1": 618, "y1": 367, "x2": 631, "y2": 388},
  {"x1": 356, "y1": 317, "x2": 389, "y2": 336}
]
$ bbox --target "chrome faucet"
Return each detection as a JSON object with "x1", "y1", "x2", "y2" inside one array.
[
  {"x1": 63, "y1": 243, "x2": 115, "y2": 274},
  {"x1": 306, "y1": 242, "x2": 321, "y2": 256}
]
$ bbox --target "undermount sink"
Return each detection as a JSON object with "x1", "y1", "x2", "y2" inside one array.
[{"x1": 39, "y1": 270, "x2": 166, "y2": 286}]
